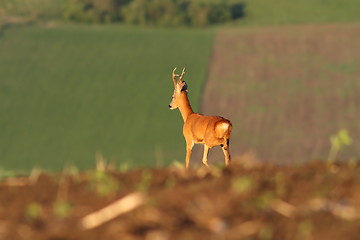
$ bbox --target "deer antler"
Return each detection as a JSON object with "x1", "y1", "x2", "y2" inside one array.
[
  {"x1": 172, "y1": 67, "x2": 179, "y2": 87},
  {"x1": 172, "y1": 67, "x2": 186, "y2": 87},
  {"x1": 179, "y1": 67, "x2": 186, "y2": 81}
]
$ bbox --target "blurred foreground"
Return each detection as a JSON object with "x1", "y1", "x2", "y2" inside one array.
[{"x1": 1, "y1": 161, "x2": 360, "y2": 240}]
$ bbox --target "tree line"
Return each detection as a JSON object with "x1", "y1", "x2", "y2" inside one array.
[{"x1": 63, "y1": 0, "x2": 245, "y2": 26}]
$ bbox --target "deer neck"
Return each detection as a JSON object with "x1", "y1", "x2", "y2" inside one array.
[{"x1": 178, "y1": 91, "x2": 194, "y2": 122}]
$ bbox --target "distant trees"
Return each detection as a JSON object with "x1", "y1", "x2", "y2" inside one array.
[{"x1": 63, "y1": 0, "x2": 245, "y2": 26}]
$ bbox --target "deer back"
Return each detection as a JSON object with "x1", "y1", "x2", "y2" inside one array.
[{"x1": 183, "y1": 114, "x2": 232, "y2": 147}]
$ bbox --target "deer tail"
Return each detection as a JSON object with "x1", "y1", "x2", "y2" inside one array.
[{"x1": 215, "y1": 120, "x2": 232, "y2": 139}]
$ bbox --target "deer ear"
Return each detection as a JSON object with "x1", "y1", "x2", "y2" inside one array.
[
  {"x1": 175, "y1": 80, "x2": 186, "y2": 93},
  {"x1": 180, "y1": 81, "x2": 188, "y2": 92}
]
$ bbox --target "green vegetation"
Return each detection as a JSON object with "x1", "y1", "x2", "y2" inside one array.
[
  {"x1": 25, "y1": 202, "x2": 43, "y2": 220},
  {"x1": 121, "y1": 0, "x2": 244, "y2": 27},
  {"x1": 0, "y1": 168, "x2": 23, "y2": 180},
  {"x1": 328, "y1": 129, "x2": 352, "y2": 165},
  {"x1": 87, "y1": 169, "x2": 120, "y2": 196},
  {"x1": 232, "y1": 176, "x2": 253, "y2": 194},
  {"x1": 0, "y1": 25, "x2": 212, "y2": 170},
  {"x1": 63, "y1": 0, "x2": 244, "y2": 26},
  {"x1": 53, "y1": 200, "x2": 72, "y2": 218},
  {"x1": 3, "y1": 0, "x2": 360, "y2": 28},
  {"x1": 0, "y1": 0, "x2": 244, "y2": 27},
  {"x1": 240, "y1": 0, "x2": 360, "y2": 25},
  {"x1": 136, "y1": 170, "x2": 152, "y2": 192},
  {"x1": 0, "y1": 0, "x2": 64, "y2": 20},
  {"x1": 2, "y1": 0, "x2": 360, "y2": 27}
]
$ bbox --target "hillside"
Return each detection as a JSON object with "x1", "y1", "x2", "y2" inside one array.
[
  {"x1": 0, "y1": 25, "x2": 212, "y2": 170},
  {"x1": 197, "y1": 23, "x2": 360, "y2": 165}
]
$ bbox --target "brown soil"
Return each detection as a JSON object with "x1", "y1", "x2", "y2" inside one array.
[
  {"x1": 197, "y1": 23, "x2": 360, "y2": 165},
  {"x1": 1, "y1": 162, "x2": 360, "y2": 240}
]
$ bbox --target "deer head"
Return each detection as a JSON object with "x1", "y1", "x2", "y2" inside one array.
[{"x1": 169, "y1": 67, "x2": 187, "y2": 110}]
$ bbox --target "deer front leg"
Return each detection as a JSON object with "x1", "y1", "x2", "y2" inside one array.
[
  {"x1": 185, "y1": 141, "x2": 194, "y2": 168},
  {"x1": 221, "y1": 139, "x2": 231, "y2": 167},
  {"x1": 202, "y1": 145, "x2": 209, "y2": 167}
]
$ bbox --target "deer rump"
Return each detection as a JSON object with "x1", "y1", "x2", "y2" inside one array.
[{"x1": 184, "y1": 114, "x2": 232, "y2": 148}]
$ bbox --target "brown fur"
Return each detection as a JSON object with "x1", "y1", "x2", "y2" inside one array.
[{"x1": 169, "y1": 68, "x2": 232, "y2": 168}]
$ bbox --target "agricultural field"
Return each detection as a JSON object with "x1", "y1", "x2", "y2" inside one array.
[
  {"x1": 198, "y1": 23, "x2": 360, "y2": 165},
  {"x1": 1, "y1": 162, "x2": 360, "y2": 240},
  {"x1": 1, "y1": 0, "x2": 360, "y2": 172},
  {"x1": 239, "y1": 0, "x2": 360, "y2": 26},
  {"x1": 1, "y1": 23, "x2": 360, "y2": 170},
  {"x1": 0, "y1": 25, "x2": 212, "y2": 170}
]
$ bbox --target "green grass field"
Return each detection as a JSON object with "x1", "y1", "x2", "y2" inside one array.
[
  {"x1": 0, "y1": 25, "x2": 213, "y2": 170},
  {"x1": 239, "y1": 0, "x2": 360, "y2": 25}
]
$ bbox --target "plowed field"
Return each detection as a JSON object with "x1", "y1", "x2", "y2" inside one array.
[
  {"x1": 197, "y1": 24, "x2": 360, "y2": 165},
  {"x1": 1, "y1": 162, "x2": 360, "y2": 240}
]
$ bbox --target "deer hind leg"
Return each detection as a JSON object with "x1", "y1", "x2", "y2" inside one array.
[
  {"x1": 202, "y1": 145, "x2": 210, "y2": 167},
  {"x1": 221, "y1": 139, "x2": 231, "y2": 167},
  {"x1": 185, "y1": 141, "x2": 194, "y2": 168}
]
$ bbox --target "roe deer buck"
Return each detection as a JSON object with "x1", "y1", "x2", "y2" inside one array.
[{"x1": 169, "y1": 67, "x2": 232, "y2": 168}]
